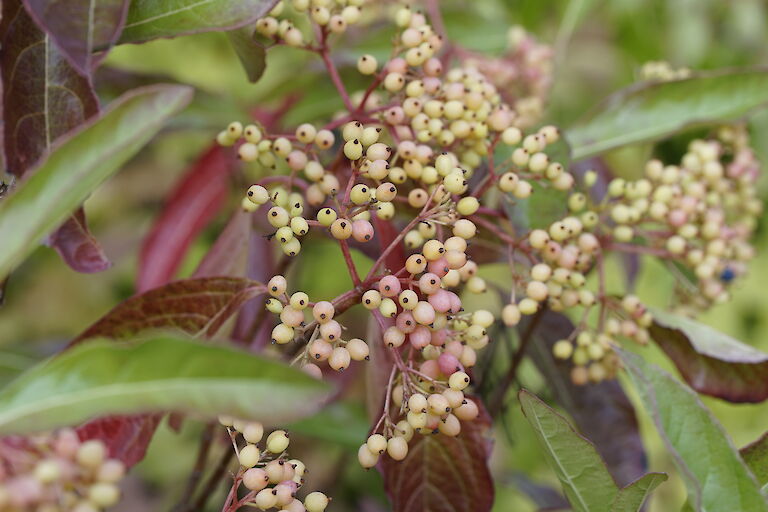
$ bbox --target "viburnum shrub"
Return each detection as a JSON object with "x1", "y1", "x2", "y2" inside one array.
[{"x1": 1, "y1": 0, "x2": 768, "y2": 511}]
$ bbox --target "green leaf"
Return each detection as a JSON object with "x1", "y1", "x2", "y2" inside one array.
[
  {"x1": 119, "y1": 0, "x2": 278, "y2": 44},
  {"x1": 0, "y1": 84, "x2": 193, "y2": 280},
  {"x1": 227, "y1": 27, "x2": 267, "y2": 83},
  {"x1": 519, "y1": 389, "x2": 619, "y2": 512},
  {"x1": 0, "y1": 335, "x2": 331, "y2": 435},
  {"x1": 649, "y1": 309, "x2": 768, "y2": 403},
  {"x1": 741, "y1": 432, "x2": 768, "y2": 486},
  {"x1": 617, "y1": 349, "x2": 768, "y2": 512},
  {"x1": 288, "y1": 402, "x2": 369, "y2": 450},
  {"x1": 611, "y1": 472, "x2": 668, "y2": 512},
  {"x1": 566, "y1": 70, "x2": 768, "y2": 160}
]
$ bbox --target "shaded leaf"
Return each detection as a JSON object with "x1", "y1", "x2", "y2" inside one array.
[
  {"x1": 0, "y1": 335, "x2": 332, "y2": 434},
  {"x1": 618, "y1": 348, "x2": 767, "y2": 512},
  {"x1": 381, "y1": 403, "x2": 494, "y2": 512},
  {"x1": 76, "y1": 276, "x2": 265, "y2": 342},
  {"x1": 610, "y1": 472, "x2": 668, "y2": 512},
  {"x1": 519, "y1": 389, "x2": 618, "y2": 512},
  {"x1": 76, "y1": 414, "x2": 161, "y2": 467},
  {"x1": 0, "y1": 0, "x2": 99, "y2": 178},
  {"x1": 1, "y1": 1, "x2": 109, "y2": 273},
  {"x1": 22, "y1": 0, "x2": 131, "y2": 75},
  {"x1": 47, "y1": 207, "x2": 112, "y2": 273},
  {"x1": 741, "y1": 431, "x2": 768, "y2": 486},
  {"x1": 227, "y1": 27, "x2": 267, "y2": 83},
  {"x1": 505, "y1": 473, "x2": 570, "y2": 510},
  {"x1": 0, "y1": 84, "x2": 193, "y2": 280},
  {"x1": 288, "y1": 401, "x2": 369, "y2": 450},
  {"x1": 119, "y1": 0, "x2": 279, "y2": 44},
  {"x1": 137, "y1": 145, "x2": 233, "y2": 292},
  {"x1": 649, "y1": 309, "x2": 768, "y2": 403},
  {"x1": 193, "y1": 210, "x2": 251, "y2": 278},
  {"x1": 567, "y1": 69, "x2": 768, "y2": 160},
  {"x1": 526, "y1": 310, "x2": 647, "y2": 486}
]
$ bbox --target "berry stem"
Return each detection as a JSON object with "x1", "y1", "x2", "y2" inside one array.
[{"x1": 318, "y1": 29, "x2": 355, "y2": 112}]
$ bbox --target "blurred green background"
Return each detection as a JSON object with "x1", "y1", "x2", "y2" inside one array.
[{"x1": 1, "y1": 0, "x2": 767, "y2": 510}]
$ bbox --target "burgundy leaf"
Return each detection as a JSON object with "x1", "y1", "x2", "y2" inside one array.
[
  {"x1": 649, "y1": 309, "x2": 768, "y2": 403},
  {"x1": 136, "y1": 145, "x2": 234, "y2": 292},
  {"x1": 77, "y1": 414, "x2": 161, "y2": 467},
  {"x1": 525, "y1": 310, "x2": 647, "y2": 486},
  {"x1": 22, "y1": 0, "x2": 131, "y2": 75},
  {"x1": 72, "y1": 276, "x2": 265, "y2": 465},
  {"x1": 47, "y1": 207, "x2": 111, "y2": 273},
  {"x1": 373, "y1": 217, "x2": 407, "y2": 273},
  {"x1": 193, "y1": 210, "x2": 251, "y2": 278},
  {"x1": 75, "y1": 276, "x2": 265, "y2": 343},
  {"x1": 381, "y1": 403, "x2": 494, "y2": 512},
  {"x1": 1, "y1": 0, "x2": 109, "y2": 274}
]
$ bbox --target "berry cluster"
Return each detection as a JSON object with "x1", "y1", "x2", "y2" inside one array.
[
  {"x1": 218, "y1": 417, "x2": 330, "y2": 512},
  {"x1": 0, "y1": 430, "x2": 125, "y2": 512},
  {"x1": 214, "y1": 0, "x2": 761, "y2": 479}
]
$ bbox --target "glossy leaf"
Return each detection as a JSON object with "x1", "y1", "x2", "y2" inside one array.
[
  {"x1": 137, "y1": 145, "x2": 233, "y2": 292},
  {"x1": 519, "y1": 389, "x2": 618, "y2": 512},
  {"x1": 618, "y1": 348, "x2": 767, "y2": 512},
  {"x1": 227, "y1": 27, "x2": 267, "y2": 83},
  {"x1": 567, "y1": 69, "x2": 768, "y2": 160},
  {"x1": 649, "y1": 309, "x2": 768, "y2": 403},
  {"x1": 741, "y1": 432, "x2": 768, "y2": 486},
  {"x1": 22, "y1": 0, "x2": 131, "y2": 75},
  {"x1": 0, "y1": 335, "x2": 332, "y2": 434},
  {"x1": 119, "y1": 0, "x2": 279, "y2": 44},
  {"x1": 0, "y1": 84, "x2": 193, "y2": 280},
  {"x1": 525, "y1": 310, "x2": 647, "y2": 485},
  {"x1": 381, "y1": 402, "x2": 494, "y2": 512},
  {"x1": 75, "y1": 276, "x2": 266, "y2": 343},
  {"x1": 610, "y1": 472, "x2": 668, "y2": 512}
]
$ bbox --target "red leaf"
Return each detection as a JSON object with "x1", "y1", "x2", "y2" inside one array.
[
  {"x1": 1, "y1": 0, "x2": 109, "y2": 275},
  {"x1": 137, "y1": 145, "x2": 233, "y2": 292},
  {"x1": 47, "y1": 207, "x2": 111, "y2": 273},
  {"x1": 22, "y1": 0, "x2": 131, "y2": 75},
  {"x1": 193, "y1": 210, "x2": 251, "y2": 278},
  {"x1": 76, "y1": 414, "x2": 161, "y2": 467},
  {"x1": 71, "y1": 276, "x2": 265, "y2": 465},
  {"x1": 373, "y1": 217, "x2": 407, "y2": 273},
  {"x1": 381, "y1": 403, "x2": 495, "y2": 512}
]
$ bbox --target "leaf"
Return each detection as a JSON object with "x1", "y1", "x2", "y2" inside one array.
[
  {"x1": 741, "y1": 432, "x2": 768, "y2": 486},
  {"x1": 649, "y1": 309, "x2": 768, "y2": 403},
  {"x1": 119, "y1": 0, "x2": 279, "y2": 44},
  {"x1": 0, "y1": 84, "x2": 193, "y2": 280},
  {"x1": 193, "y1": 210, "x2": 251, "y2": 278},
  {"x1": 525, "y1": 310, "x2": 647, "y2": 486},
  {"x1": 227, "y1": 26, "x2": 267, "y2": 83},
  {"x1": 0, "y1": 335, "x2": 332, "y2": 435},
  {"x1": 567, "y1": 69, "x2": 768, "y2": 160},
  {"x1": 519, "y1": 389, "x2": 618, "y2": 512},
  {"x1": 0, "y1": 0, "x2": 99, "y2": 178},
  {"x1": 47, "y1": 207, "x2": 112, "y2": 273},
  {"x1": 617, "y1": 348, "x2": 768, "y2": 512},
  {"x1": 22, "y1": 0, "x2": 131, "y2": 75},
  {"x1": 381, "y1": 402, "x2": 494, "y2": 512},
  {"x1": 76, "y1": 414, "x2": 162, "y2": 467},
  {"x1": 1, "y1": 1, "x2": 110, "y2": 273},
  {"x1": 137, "y1": 145, "x2": 233, "y2": 292},
  {"x1": 73, "y1": 276, "x2": 264, "y2": 465},
  {"x1": 610, "y1": 472, "x2": 668, "y2": 512},
  {"x1": 288, "y1": 401, "x2": 369, "y2": 450},
  {"x1": 75, "y1": 276, "x2": 265, "y2": 342}
]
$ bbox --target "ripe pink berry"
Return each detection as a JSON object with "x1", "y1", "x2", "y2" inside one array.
[
  {"x1": 379, "y1": 275, "x2": 402, "y2": 297},
  {"x1": 409, "y1": 326, "x2": 431, "y2": 349},
  {"x1": 438, "y1": 353, "x2": 462, "y2": 376}
]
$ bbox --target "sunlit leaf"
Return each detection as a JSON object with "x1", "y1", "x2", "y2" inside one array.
[
  {"x1": 0, "y1": 84, "x2": 193, "y2": 279},
  {"x1": 610, "y1": 472, "x2": 668, "y2": 512},
  {"x1": 0, "y1": 335, "x2": 331, "y2": 434},
  {"x1": 618, "y1": 348, "x2": 767, "y2": 512},
  {"x1": 741, "y1": 431, "x2": 768, "y2": 487},
  {"x1": 567, "y1": 70, "x2": 768, "y2": 159}
]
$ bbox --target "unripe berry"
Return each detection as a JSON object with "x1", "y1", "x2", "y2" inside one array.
[
  {"x1": 256, "y1": 488, "x2": 279, "y2": 509},
  {"x1": 439, "y1": 414, "x2": 461, "y2": 436},
  {"x1": 366, "y1": 434, "x2": 387, "y2": 454},
  {"x1": 379, "y1": 297, "x2": 398, "y2": 318},
  {"x1": 344, "y1": 139, "x2": 363, "y2": 160},
  {"x1": 242, "y1": 422, "x2": 264, "y2": 444},
  {"x1": 346, "y1": 338, "x2": 369, "y2": 361},
  {"x1": 239, "y1": 444, "x2": 261, "y2": 468},
  {"x1": 77, "y1": 440, "x2": 106, "y2": 469},
  {"x1": 97, "y1": 459, "x2": 126, "y2": 483},
  {"x1": 330, "y1": 218, "x2": 353, "y2": 239},
  {"x1": 357, "y1": 54, "x2": 378, "y2": 75},
  {"x1": 454, "y1": 399, "x2": 479, "y2": 421},
  {"x1": 88, "y1": 483, "x2": 120, "y2": 508},
  {"x1": 304, "y1": 491, "x2": 330, "y2": 512},
  {"x1": 329, "y1": 347, "x2": 351, "y2": 371},
  {"x1": 449, "y1": 371, "x2": 470, "y2": 391},
  {"x1": 387, "y1": 436, "x2": 409, "y2": 461},
  {"x1": 267, "y1": 430, "x2": 290, "y2": 453}
]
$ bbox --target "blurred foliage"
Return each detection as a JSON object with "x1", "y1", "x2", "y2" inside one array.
[{"x1": 2, "y1": 0, "x2": 768, "y2": 510}]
